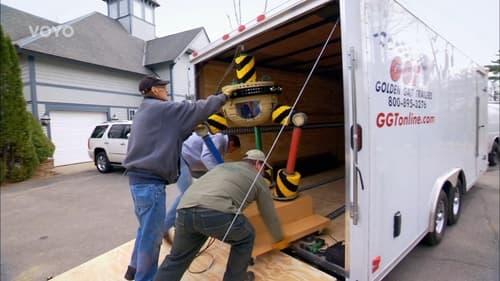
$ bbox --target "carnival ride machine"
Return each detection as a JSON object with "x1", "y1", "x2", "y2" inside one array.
[{"x1": 197, "y1": 50, "x2": 330, "y2": 258}]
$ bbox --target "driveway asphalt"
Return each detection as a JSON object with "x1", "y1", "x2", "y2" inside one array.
[
  {"x1": 0, "y1": 163, "x2": 136, "y2": 281},
  {"x1": 385, "y1": 166, "x2": 499, "y2": 281},
  {"x1": 0, "y1": 162, "x2": 498, "y2": 281}
]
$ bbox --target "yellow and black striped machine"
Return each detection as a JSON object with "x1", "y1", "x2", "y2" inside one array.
[
  {"x1": 221, "y1": 53, "x2": 282, "y2": 127},
  {"x1": 206, "y1": 52, "x2": 303, "y2": 201}
]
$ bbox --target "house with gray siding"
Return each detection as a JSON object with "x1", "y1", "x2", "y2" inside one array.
[{"x1": 0, "y1": 1, "x2": 209, "y2": 166}]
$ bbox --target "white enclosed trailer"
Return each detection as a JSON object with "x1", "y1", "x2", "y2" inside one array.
[{"x1": 190, "y1": 0, "x2": 489, "y2": 280}]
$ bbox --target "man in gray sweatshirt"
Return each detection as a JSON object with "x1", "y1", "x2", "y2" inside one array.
[
  {"x1": 123, "y1": 75, "x2": 228, "y2": 281},
  {"x1": 154, "y1": 149, "x2": 286, "y2": 281}
]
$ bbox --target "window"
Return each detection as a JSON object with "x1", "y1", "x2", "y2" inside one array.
[
  {"x1": 128, "y1": 109, "x2": 137, "y2": 120},
  {"x1": 108, "y1": 124, "x2": 131, "y2": 139},
  {"x1": 236, "y1": 101, "x2": 262, "y2": 119},
  {"x1": 145, "y1": 4, "x2": 154, "y2": 23},
  {"x1": 123, "y1": 125, "x2": 131, "y2": 138},
  {"x1": 91, "y1": 125, "x2": 109, "y2": 138},
  {"x1": 133, "y1": 0, "x2": 143, "y2": 18},
  {"x1": 119, "y1": 0, "x2": 129, "y2": 17},
  {"x1": 109, "y1": 0, "x2": 118, "y2": 18}
]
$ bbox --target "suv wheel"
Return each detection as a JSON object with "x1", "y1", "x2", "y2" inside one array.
[{"x1": 96, "y1": 151, "x2": 112, "y2": 173}]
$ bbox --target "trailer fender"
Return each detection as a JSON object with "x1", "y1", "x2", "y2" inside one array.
[{"x1": 427, "y1": 168, "x2": 461, "y2": 232}]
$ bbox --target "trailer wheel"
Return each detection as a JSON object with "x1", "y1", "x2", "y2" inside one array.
[
  {"x1": 424, "y1": 190, "x2": 448, "y2": 246},
  {"x1": 488, "y1": 141, "x2": 498, "y2": 166},
  {"x1": 447, "y1": 178, "x2": 463, "y2": 225}
]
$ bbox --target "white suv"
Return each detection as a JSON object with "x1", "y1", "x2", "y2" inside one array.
[{"x1": 88, "y1": 120, "x2": 131, "y2": 173}]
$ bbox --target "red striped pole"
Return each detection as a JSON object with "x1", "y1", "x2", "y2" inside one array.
[{"x1": 286, "y1": 127, "x2": 302, "y2": 174}]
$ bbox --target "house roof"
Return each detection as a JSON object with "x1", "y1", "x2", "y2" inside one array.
[
  {"x1": 0, "y1": 4, "x2": 58, "y2": 41},
  {"x1": 145, "y1": 27, "x2": 205, "y2": 66},
  {"x1": 1, "y1": 5, "x2": 150, "y2": 74},
  {"x1": 0, "y1": 4, "x2": 205, "y2": 75}
]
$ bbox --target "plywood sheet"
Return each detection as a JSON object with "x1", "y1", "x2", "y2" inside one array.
[{"x1": 52, "y1": 239, "x2": 336, "y2": 281}]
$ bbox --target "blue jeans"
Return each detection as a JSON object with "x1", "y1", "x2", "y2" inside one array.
[
  {"x1": 154, "y1": 208, "x2": 255, "y2": 281},
  {"x1": 129, "y1": 183, "x2": 166, "y2": 281},
  {"x1": 164, "y1": 158, "x2": 192, "y2": 233}
]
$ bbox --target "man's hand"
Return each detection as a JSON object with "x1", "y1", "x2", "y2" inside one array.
[
  {"x1": 220, "y1": 84, "x2": 239, "y2": 99},
  {"x1": 273, "y1": 237, "x2": 290, "y2": 250},
  {"x1": 221, "y1": 89, "x2": 233, "y2": 99},
  {"x1": 194, "y1": 124, "x2": 209, "y2": 137}
]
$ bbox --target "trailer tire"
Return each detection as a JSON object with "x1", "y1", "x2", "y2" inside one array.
[
  {"x1": 447, "y1": 178, "x2": 463, "y2": 225},
  {"x1": 424, "y1": 190, "x2": 448, "y2": 246},
  {"x1": 488, "y1": 141, "x2": 498, "y2": 166}
]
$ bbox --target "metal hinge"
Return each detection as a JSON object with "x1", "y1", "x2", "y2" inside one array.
[
  {"x1": 348, "y1": 47, "x2": 356, "y2": 70},
  {"x1": 350, "y1": 202, "x2": 358, "y2": 225}
]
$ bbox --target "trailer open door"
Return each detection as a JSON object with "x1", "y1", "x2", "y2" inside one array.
[
  {"x1": 476, "y1": 70, "x2": 488, "y2": 177},
  {"x1": 339, "y1": 0, "x2": 372, "y2": 280}
]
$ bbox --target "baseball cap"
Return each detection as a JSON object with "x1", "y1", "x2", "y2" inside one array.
[
  {"x1": 139, "y1": 76, "x2": 169, "y2": 95},
  {"x1": 243, "y1": 149, "x2": 272, "y2": 168}
]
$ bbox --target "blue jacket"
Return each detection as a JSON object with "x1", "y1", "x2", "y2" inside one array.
[{"x1": 182, "y1": 132, "x2": 228, "y2": 172}]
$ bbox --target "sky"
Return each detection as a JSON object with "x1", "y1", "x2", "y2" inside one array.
[{"x1": 1, "y1": 0, "x2": 498, "y2": 66}]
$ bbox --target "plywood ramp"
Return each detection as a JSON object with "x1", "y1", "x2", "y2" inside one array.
[
  {"x1": 53, "y1": 172, "x2": 345, "y2": 281},
  {"x1": 52, "y1": 239, "x2": 335, "y2": 281}
]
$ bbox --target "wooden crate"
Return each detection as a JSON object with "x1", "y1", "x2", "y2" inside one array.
[{"x1": 244, "y1": 193, "x2": 331, "y2": 257}]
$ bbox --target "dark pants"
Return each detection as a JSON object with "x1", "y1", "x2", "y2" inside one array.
[{"x1": 154, "y1": 207, "x2": 255, "y2": 281}]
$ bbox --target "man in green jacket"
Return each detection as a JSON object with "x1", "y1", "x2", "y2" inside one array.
[{"x1": 154, "y1": 149, "x2": 285, "y2": 281}]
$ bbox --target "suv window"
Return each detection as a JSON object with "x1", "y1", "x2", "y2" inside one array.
[
  {"x1": 89, "y1": 121, "x2": 132, "y2": 174},
  {"x1": 91, "y1": 125, "x2": 109, "y2": 138},
  {"x1": 108, "y1": 124, "x2": 131, "y2": 139}
]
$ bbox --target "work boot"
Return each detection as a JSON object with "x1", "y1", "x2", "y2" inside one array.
[
  {"x1": 245, "y1": 271, "x2": 255, "y2": 281},
  {"x1": 124, "y1": 265, "x2": 136, "y2": 280}
]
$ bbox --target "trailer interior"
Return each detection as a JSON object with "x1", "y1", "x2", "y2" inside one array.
[{"x1": 195, "y1": 0, "x2": 348, "y2": 279}]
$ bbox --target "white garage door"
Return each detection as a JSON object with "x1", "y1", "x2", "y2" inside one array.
[{"x1": 51, "y1": 111, "x2": 107, "y2": 166}]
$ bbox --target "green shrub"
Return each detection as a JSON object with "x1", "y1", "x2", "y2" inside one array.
[
  {"x1": 30, "y1": 115, "x2": 55, "y2": 162},
  {"x1": 4, "y1": 130, "x2": 39, "y2": 182},
  {"x1": 0, "y1": 26, "x2": 53, "y2": 184},
  {"x1": 0, "y1": 160, "x2": 5, "y2": 184}
]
